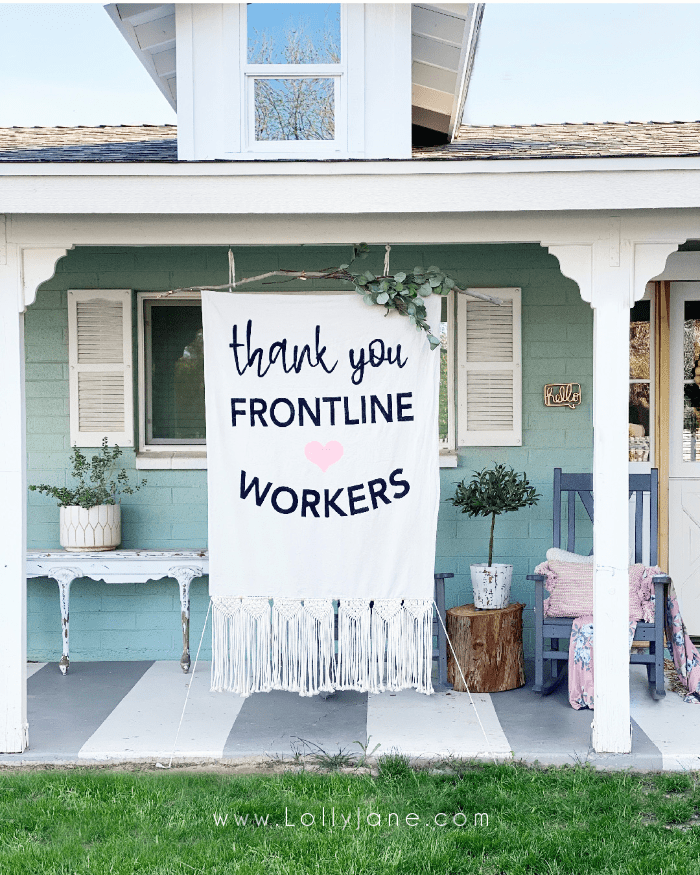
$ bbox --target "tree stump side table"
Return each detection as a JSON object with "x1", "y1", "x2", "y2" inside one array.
[{"x1": 446, "y1": 602, "x2": 526, "y2": 693}]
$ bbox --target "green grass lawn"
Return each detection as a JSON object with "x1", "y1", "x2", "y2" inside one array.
[{"x1": 1, "y1": 759, "x2": 699, "y2": 874}]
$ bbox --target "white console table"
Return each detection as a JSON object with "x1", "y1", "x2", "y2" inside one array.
[{"x1": 26, "y1": 550, "x2": 208, "y2": 675}]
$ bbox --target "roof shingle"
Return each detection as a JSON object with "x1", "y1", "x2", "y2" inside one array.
[
  {"x1": 413, "y1": 121, "x2": 700, "y2": 160},
  {"x1": 1, "y1": 121, "x2": 700, "y2": 163},
  {"x1": 0, "y1": 125, "x2": 177, "y2": 162}
]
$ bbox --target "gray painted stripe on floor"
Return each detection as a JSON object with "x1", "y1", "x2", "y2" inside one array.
[
  {"x1": 223, "y1": 690, "x2": 368, "y2": 759},
  {"x1": 26, "y1": 661, "x2": 154, "y2": 757},
  {"x1": 490, "y1": 663, "x2": 663, "y2": 770}
]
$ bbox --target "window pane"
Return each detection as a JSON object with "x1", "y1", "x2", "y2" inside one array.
[
  {"x1": 149, "y1": 305, "x2": 206, "y2": 443},
  {"x1": 629, "y1": 383, "x2": 650, "y2": 461},
  {"x1": 247, "y1": 3, "x2": 340, "y2": 64},
  {"x1": 255, "y1": 78, "x2": 334, "y2": 141},
  {"x1": 684, "y1": 395, "x2": 700, "y2": 461},
  {"x1": 683, "y1": 302, "x2": 700, "y2": 461},
  {"x1": 684, "y1": 302, "x2": 700, "y2": 379},
  {"x1": 439, "y1": 320, "x2": 448, "y2": 443},
  {"x1": 629, "y1": 300, "x2": 650, "y2": 379}
]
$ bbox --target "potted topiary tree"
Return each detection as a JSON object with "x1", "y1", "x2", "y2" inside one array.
[
  {"x1": 448, "y1": 463, "x2": 540, "y2": 609},
  {"x1": 29, "y1": 439, "x2": 145, "y2": 552}
]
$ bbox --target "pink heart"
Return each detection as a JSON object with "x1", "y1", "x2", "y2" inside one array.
[{"x1": 305, "y1": 441, "x2": 344, "y2": 473}]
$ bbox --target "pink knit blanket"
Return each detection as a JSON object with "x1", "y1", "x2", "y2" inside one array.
[{"x1": 567, "y1": 577, "x2": 700, "y2": 709}]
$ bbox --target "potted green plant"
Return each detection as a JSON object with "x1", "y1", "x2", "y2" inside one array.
[
  {"x1": 29, "y1": 439, "x2": 145, "y2": 552},
  {"x1": 448, "y1": 463, "x2": 540, "y2": 609}
]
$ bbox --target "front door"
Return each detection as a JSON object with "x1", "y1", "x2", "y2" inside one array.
[{"x1": 669, "y1": 282, "x2": 700, "y2": 634}]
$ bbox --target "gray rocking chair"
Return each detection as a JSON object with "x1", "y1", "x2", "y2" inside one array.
[{"x1": 529, "y1": 468, "x2": 671, "y2": 700}]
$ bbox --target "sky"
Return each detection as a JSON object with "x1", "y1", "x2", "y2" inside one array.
[
  {"x1": 464, "y1": 3, "x2": 700, "y2": 125},
  {"x1": 0, "y1": 2, "x2": 699, "y2": 127}
]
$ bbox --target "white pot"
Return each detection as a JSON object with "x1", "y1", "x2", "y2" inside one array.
[
  {"x1": 59, "y1": 505, "x2": 121, "y2": 552},
  {"x1": 470, "y1": 564, "x2": 513, "y2": 609}
]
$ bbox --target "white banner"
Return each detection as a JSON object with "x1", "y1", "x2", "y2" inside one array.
[{"x1": 202, "y1": 291, "x2": 441, "y2": 695}]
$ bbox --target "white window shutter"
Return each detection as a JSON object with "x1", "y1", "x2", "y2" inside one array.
[
  {"x1": 457, "y1": 288, "x2": 522, "y2": 447},
  {"x1": 68, "y1": 289, "x2": 134, "y2": 447}
]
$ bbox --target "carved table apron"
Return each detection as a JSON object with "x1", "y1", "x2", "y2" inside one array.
[{"x1": 27, "y1": 550, "x2": 209, "y2": 674}]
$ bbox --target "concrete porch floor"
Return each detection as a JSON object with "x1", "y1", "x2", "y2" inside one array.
[{"x1": 3, "y1": 660, "x2": 700, "y2": 771}]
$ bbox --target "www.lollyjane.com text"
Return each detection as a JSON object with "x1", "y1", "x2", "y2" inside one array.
[{"x1": 213, "y1": 808, "x2": 488, "y2": 830}]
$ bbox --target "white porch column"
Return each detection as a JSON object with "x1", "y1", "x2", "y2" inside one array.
[
  {"x1": 589, "y1": 275, "x2": 634, "y2": 753},
  {"x1": 549, "y1": 237, "x2": 677, "y2": 753},
  {"x1": 0, "y1": 240, "x2": 70, "y2": 753},
  {"x1": 0, "y1": 243, "x2": 28, "y2": 752}
]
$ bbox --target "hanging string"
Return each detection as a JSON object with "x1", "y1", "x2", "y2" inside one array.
[
  {"x1": 228, "y1": 247, "x2": 236, "y2": 289},
  {"x1": 383, "y1": 244, "x2": 391, "y2": 277},
  {"x1": 155, "y1": 598, "x2": 212, "y2": 770},
  {"x1": 433, "y1": 600, "x2": 499, "y2": 763}
]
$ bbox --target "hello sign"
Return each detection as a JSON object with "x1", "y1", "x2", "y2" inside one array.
[
  {"x1": 202, "y1": 292, "x2": 441, "y2": 696},
  {"x1": 544, "y1": 382, "x2": 582, "y2": 409}
]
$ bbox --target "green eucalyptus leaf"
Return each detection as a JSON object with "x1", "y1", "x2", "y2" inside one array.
[
  {"x1": 394, "y1": 272, "x2": 406, "y2": 283},
  {"x1": 356, "y1": 275, "x2": 368, "y2": 286},
  {"x1": 364, "y1": 272, "x2": 376, "y2": 282},
  {"x1": 420, "y1": 283, "x2": 432, "y2": 295},
  {"x1": 394, "y1": 282, "x2": 404, "y2": 292},
  {"x1": 376, "y1": 292, "x2": 389, "y2": 304},
  {"x1": 363, "y1": 294, "x2": 374, "y2": 305},
  {"x1": 429, "y1": 276, "x2": 442, "y2": 287},
  {"x1": 427, "y1": 265, "x2": 440, "y2": 274},
  {"x1": 408, "y1": 314, "x2": 416, "y2": 325},
  {"x1": 339, "y1": 264, "x2": 349, "y2": 270},
  {"x1": 444, "y1": 277, "x2": 455, "y2": 289}
]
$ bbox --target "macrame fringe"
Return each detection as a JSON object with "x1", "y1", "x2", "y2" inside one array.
[
  {"x1": 336, "y1": 598, "x2": 373, "y2": 691},
  {"x1": 211, "y1": 597, "x2": 272, "y2": 696},
  {"x1": 211, "y1": 597, "x2": 433, "y2": 697},
  {"x1": 271, "y1": 598, "x2": 336, "y2": 696}
]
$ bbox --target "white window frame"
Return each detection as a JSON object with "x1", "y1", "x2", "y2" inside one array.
[
  {"x1": 240, "y1": 3, "x2": 364, "y2": 157},
  {"x1": 136, "y1": 291, "x2": 207, "y2": 469},
  {"x1": 455, "y1": 287, "x2": 522, "y2": 448}
]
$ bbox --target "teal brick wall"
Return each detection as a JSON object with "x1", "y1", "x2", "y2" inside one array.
[{"x1": 25, "y1": 244, "x2": 592, "y2": 662}]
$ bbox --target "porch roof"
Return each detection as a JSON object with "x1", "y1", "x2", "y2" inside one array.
[{"x1": 1, "y1": 121, "x2": 699, "y2": 163}]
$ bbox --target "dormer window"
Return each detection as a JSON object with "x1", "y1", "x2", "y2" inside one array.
[{"x1": 244, "y1": 3, "x2": 351, "y2": 154}]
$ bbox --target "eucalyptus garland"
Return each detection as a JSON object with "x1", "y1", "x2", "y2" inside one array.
[{"x1": 339, "y1": 246, "x2": 452, "y2": 350}]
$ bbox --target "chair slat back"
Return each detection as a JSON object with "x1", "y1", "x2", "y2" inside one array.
[{"x1": 553, "y1": 468, "x2": 658, "y2": 565}]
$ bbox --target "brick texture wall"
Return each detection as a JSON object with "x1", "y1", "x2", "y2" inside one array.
[{"x1": 25, "y1": 244, "x2": 592, "y2": 662}]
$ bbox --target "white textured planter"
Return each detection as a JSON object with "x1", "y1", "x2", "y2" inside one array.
[
  {"x1": 470, "y1": 564, "x2": 513, "y2": 609},
  {"x1": 59, "y1": 505, "x2": 121, "y2": 552}
]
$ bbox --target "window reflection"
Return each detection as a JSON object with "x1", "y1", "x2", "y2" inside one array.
[
  {"x1": 683, "y1": 302, "x2": 700, "y2": 461},
  {"x1": 629, "y1": 300, "x2": 650, "y2": 461}
]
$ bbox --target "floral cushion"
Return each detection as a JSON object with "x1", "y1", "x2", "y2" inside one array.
[{"x1": 535, "y1": 559, "x2": 659, "y2": 621}]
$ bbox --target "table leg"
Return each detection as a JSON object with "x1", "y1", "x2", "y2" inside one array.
[
  {"x1": 47, "y1": 568, "x2": 81, "y2": 675},
  {"x1": 170, "y1": 566, "x2": 201, "y2": 673}
]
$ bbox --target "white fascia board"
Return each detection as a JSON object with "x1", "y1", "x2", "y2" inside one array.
[
  {"x1": 2, "y1": 155, "x2": 700, "y2": 176},
  {"x1": 7, "y1": 209, "x2": 699, "y2": 251},
  {"x1": 2, "y1": 159, "x2": 700, "y2": 215}
]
